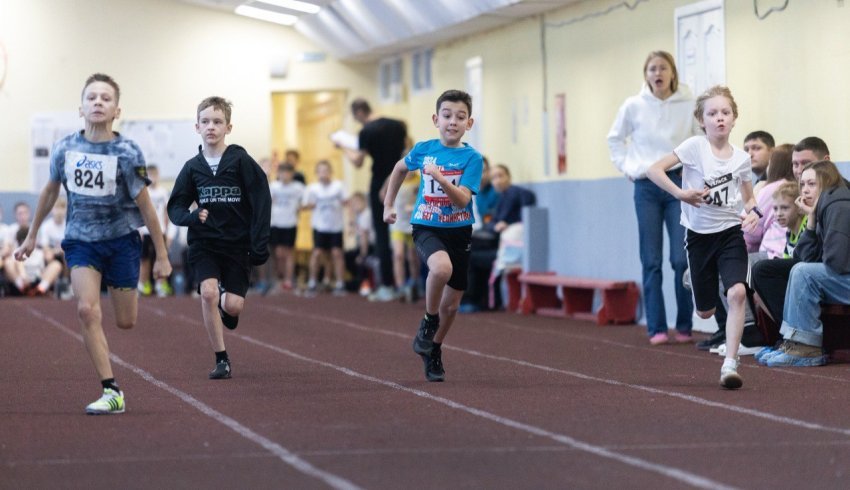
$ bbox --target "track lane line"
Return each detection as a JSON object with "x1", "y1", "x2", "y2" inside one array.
[
  {"x1": 26, "y1": 307, "x2": 363, "y2": 490},
  {"x1": 229, "y1": 330, "x2": 736, "y2": 490},
  {"x1": 254, "y1": 304, "x2": 850, "y2": 437}
]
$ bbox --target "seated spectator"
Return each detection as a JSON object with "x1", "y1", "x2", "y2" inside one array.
[
  {"x1": 744, "y1": 143, "x2": 794, "y2": 254},
  {"x1": 491, "y1": 164, "x2": 536, "y2": 233},
  {"x1": 472, "y1": 157, "x2": 499, "y2": 230},
  {"x1": 751, "y1": 136, "x2": 830, "y2": 326},
  {"x1": 6, "y1": 226, "x2": 63, "y2": 296},
  {"x1": 758, "y1": 160, "x2": 850, "y2": 367},
  {"x1": 770, "y1": 181, "x2": 806, "y2": 258},
  {"x1": 743, "y1": 130, "x2": 774, "y2": 186}
]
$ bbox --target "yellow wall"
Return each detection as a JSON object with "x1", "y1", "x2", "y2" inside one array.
[
  {"x1": 0, "y1": 0, "x2": 374, "y2": 191},
  {"x1": 399, "y1": 0, "x2": 850, "y2": 183},
  {"x1": 2, "y1": 0, "x2": 849, "y2": 191}
]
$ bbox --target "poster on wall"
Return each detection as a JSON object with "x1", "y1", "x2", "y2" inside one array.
[
  {"x1": 555, "y1": 93, "x2": 567, "y2": 175},
  {"x1": 120, "y1": 120, "x2": 199, "y2": 180},
  {"x1": 30, "y1": 112, "x2": 83, "y2": 192}
]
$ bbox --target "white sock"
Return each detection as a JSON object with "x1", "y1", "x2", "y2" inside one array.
[
  {"x1": 722, "y1": 357, "x2": 738, "y2": 368},
  {"x1": 220, "y1": 291, "x2": 227, "y2": 310}
]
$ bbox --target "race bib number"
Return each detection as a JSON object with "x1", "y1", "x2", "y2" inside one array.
[
  {"x1": 703, "y1": 173, "x2": 733, "y2": 207},
  {"x1": 64, "y1": 151, "x2": 118, "y2": 197},
  {"x1": 422, "y1": 169, "x2": 462, "y2": 200}
]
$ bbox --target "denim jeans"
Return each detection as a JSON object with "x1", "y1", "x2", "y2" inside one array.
[
  {"x1": 780, "y1": 262, "x2": 850, "y2": 347},
  {"x1": 634, "y1": 173, "x2": 693, "y2": 335}
]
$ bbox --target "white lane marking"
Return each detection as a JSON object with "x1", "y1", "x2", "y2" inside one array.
[
  {"x1": 231, "y1": 331, "x2": 736, "y2": 490},
  {"x1": 257, "y1": 305, "x2": 850, "y2": 437},
  {"x1": 27, "y1": 307, "x2": 363, "y2": 490}
]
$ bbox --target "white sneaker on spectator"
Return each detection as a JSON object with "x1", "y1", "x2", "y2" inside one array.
[
  {"x1": 711, "y1": 343, "x2": 763, "y2": 356},
  {"x1": 368, "y1": 286, "x2": 398, "y2": 302}
]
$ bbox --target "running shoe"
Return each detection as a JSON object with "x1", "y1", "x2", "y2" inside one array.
[
  {"x1": 424, "y1": 344, "x2": 445, "y2": 382},
  {"x1": 209, "y1": 359, "x2": 232, "y2": 379},
  {"x1": 719, "y1": 358, "x2": 743, "y2": 390},
  {"x1": 696, "y1": 329, "x2": 726, "y2": 351},
  {"x1": 413, "y1": 315, "x2": 439, "y2": 356},
  {"x1": 85, "y1": 388, "x2": 125, "y2": 415}
]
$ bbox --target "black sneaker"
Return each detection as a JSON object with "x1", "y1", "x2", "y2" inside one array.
[
  {"x1": 209, "y1": 359, "x2": 232, "y2": 379},
  {"x1": 218, "y1": 285, "x2": 239, "y2": 330},
  {"x1": 424, "y1": 344, "x2": 445, "y2": 382},
  {"x1": 696, "y1": 329, "x2": 726, "y2": 351},
  {"x1": 412, "y1": 315, "x2": 439, "y2": 356}
]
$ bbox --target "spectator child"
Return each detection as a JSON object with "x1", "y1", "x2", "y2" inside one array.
[
  {"x1": 7, "y1": 226, "x2": 63, "y2": 296},
  {"x1": 167, "y1": 96, "x2": 271, "y2": 380},
  {"x1": 383, "y1": 89, "x2": 483, "y2": 382},
  {"x1": 647, "y1": 85, "x2": 759, "y2": 389},
  {"x1": 391, "y1": 170, "x2": 420, "y2": 302},
  {"x1": 269, "y1": 163, "x2": 305, "y2": 291},
  {"x1": 302, "y1": 159, "x2": 347, "y2": 296},
  {"x1": 771, "y1": 181, "x2": 805, "y2": 258}
]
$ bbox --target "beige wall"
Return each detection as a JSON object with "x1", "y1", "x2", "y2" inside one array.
[
  {"x1": 398, "y1": 0, "x2": 850, "y2": 183},
  {"x1": 0, "y1": 0, "x2": 374, "y2": 191},
  {"x1": 2, "y1": 0, "x2": 849, "y2": 191}
]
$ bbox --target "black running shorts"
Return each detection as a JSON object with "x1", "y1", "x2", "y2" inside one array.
[
  {"x1": 188, "y1": 242, "x2": 251, "y2": 297},
  {"x1": 685, "y1": 225, "x2": 748, "y2": 313},
  {"x1": 412, "y1": 224, "x2": 472, "y2": 291}
]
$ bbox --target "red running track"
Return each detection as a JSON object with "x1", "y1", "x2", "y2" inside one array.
[{"x1": 2, "y1": 293, "x2": 850, "y2": 489}]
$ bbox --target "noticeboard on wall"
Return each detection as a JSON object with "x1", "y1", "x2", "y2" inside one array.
[{"x1": 120, "y1": 119, "x2": 199, "y2": 180}]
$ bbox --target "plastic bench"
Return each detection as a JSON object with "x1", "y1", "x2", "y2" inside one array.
[{"x1": 518, "y1": 272, "x2": 639, "y2": 325}]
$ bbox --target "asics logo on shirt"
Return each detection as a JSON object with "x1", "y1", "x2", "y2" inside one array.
[{"x1": 75, "y1": 154, "x2": 103, "y2": 171}]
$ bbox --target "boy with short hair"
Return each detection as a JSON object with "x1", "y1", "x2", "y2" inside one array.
[
  {"x1": 383, "y1": 89, "x2": 483, "y2": 382},
  {"x1": 270, "y1": 163, "x2": 304, "y2": 291},
  {"x1": 15, "y1": 73, "x2": 172, "y2": 414},
  {"x1": 167, "y1": 96, "x2": 271, "y2": 380}
]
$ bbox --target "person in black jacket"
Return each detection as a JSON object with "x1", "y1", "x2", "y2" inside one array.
[{"x1": 167, "y1": 96, "x2": 271, "y2": 380}]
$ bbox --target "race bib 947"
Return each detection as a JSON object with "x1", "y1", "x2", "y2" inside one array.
[{"x1": 64, "y1": 151, "x2": 118, "y2": 197}]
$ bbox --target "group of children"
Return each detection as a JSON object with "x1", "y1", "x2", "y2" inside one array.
[
  {"x1": 12, "y1": 73, "x2": 481, "y2": 415},
  {"x1": 12, "y1": 68, "x2": 843, "y2": 417}
]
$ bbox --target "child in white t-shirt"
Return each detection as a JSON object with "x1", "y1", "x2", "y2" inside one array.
[
  {"x1": 302, "y1": 160, "x2": 348, "y2": 295},
  {"x1": 648, "y1": 85, "x2": 759, "y2": 390},
  {"x1": 269, "y1": 163, "x2": 305, "y2": 291},
  {"x1": 390, "y1": 171, "x2": 420, "y2": 301}
]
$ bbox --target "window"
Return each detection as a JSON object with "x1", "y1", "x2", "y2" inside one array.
[
  {"x1": 378, "y1": 56, "x2": 403, "y2": 103},
  {"x1": 412, "y1": 48, "x2": 433, "y2": 93}
]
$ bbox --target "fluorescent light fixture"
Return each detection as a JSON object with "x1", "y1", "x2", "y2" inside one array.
[
  {"x1": 235, "y1": 5, "x2": 298, "y2": 25},
  {"x1": 254, "y1": 0, "x2": 321, "y2": 14}
]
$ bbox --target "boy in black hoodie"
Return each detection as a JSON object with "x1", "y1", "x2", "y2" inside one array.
[{"x1": 167, "y1": 96, "x2": 271, "y2": 379}]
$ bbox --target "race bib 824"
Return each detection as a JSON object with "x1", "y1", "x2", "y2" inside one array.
[{"x1": 64, "y1": 151, "x2": 118, "y2": 197}]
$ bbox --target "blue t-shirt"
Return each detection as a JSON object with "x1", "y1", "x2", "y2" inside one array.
[
  {"x1": 49, "y1": 131, "x2": 149, "y2": 241},
  {"x1": 405, "y1": 139, "x2": 483, "y2": 228}
]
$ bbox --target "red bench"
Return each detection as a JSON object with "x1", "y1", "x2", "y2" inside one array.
[
  {"x1": 518, "y1": 272, "x2": 639, "y2": 325},
  {"x1": 755, "y1": 303, "x2": 850, "y2": 362}
]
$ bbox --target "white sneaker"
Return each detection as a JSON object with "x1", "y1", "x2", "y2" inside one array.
[
  {"x1": 85, "y1": 388, "x2": 125, "y2": 415},
  {"x1": 368, "y1": 286, "x2": 398, "y2": 302},
  {"x1": 711, "y1": 343, "x2": 763, "y2": 356},
  {"x1": 719, "y1": 358, "x2": 743, "y2": 390}
]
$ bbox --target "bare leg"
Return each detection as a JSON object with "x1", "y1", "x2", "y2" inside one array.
[
  {"x1": 331, "y1": 247, "x2": 345, "y2": 285},
  {"x1": 724, "y1": 283, "x2": 747, "y2": 359},
  {"x1": 71, "y1": 267, "x2": 113, "y2": 380},
  {"x1": 392, "y1": 239, "x2": 406, "y2": 289},
  {"x1": 199, "y1": 278, "x2": 226, "y2": 352},
  {"x1": 434, "y1": 286, "x2": 464, "y2": 343}
]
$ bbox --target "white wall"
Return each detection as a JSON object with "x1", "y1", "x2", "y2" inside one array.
[{"x1": 0, "y1": 0, "x2": 375, "y2": 191}]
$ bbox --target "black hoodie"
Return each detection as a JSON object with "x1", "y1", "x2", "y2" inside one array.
[
  {"x1": 794, "y1": 182, "x2": 850, "y2": 274},
  {"x1": 168, "y1": 144, "x2": 271, "y2": 265}
]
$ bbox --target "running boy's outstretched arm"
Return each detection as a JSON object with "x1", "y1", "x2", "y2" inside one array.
[
  {"x1": 382, "y1": 159, "x2": 409, "y2": 224},
  {"x1": 136, "y1": 187, "x2": 172, "y2": 279},
  {"x1": 13, "y1": 180, "x2": 62, "y2": 260},
  {"x1": 647, "y1": 153, "x2": 707, "y2": 207},
  {"x1": 424, "y1": 162, "x2": 472, "y2": 209}
]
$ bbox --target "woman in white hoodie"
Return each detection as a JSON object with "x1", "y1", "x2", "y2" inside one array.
[{"x1": 607, "y1": 51, "x2": 700, "y2": 345}]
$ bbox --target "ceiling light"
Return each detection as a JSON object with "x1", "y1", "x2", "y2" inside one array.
[
  {"x1": 235, "y1": 5, "x2": 298, "y2": 25},
  {"x1": 254, "y1": 0, "x2": 321, "y2": 14}
]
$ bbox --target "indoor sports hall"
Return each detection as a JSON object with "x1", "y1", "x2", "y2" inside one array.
[{"x1": 2, "y1": 1, "x2": 850, "y2": 489}]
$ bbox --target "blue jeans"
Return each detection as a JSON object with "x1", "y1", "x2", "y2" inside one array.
[
  {"x1": 634, "y1": 174, "x2": 693, "y2": 335},
  {"x1": 780, "y1": 262, "x2": 850, "y2": 347}
]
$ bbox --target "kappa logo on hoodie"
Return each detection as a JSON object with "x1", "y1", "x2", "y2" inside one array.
[{"x1": 198, "y1": 185, "x2": 242, "y2": 204}]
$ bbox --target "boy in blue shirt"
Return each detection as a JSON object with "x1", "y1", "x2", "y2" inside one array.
[{"x1": 383, "y1": 90, "x2": 483, "y2": 382}]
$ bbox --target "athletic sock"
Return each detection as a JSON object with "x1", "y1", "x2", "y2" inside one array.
[
  {"x1": 424, "y1": 312, "x2": 439, "y2": 323},
  {"x1": 101, "y1": 378, "x2": 121, "y2": 393},
  {"x1": 215, "y1": 350, "x2": 229, "y2": 364}
]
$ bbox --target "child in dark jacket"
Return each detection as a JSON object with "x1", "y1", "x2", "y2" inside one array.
[{"x1": 168, "y1": 96, "x2": 271, "y2": 380}]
